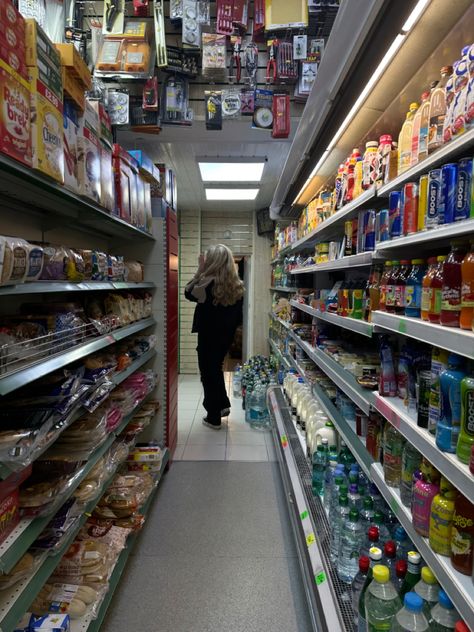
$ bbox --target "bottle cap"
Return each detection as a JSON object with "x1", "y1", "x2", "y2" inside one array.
[
  {"x1": 349, "y1": 484, "x2": 359, "y2": 494},
  {"x1": 339, "y1": 495, "x2": 349, "y2": 507},
  {"x1": 368, "y1": 526, "x2": 379, "y2": 542},
  {"x1": 366, "y1": 141, "x2": 378, "y2": 148},
  {"x1": 438, "y1": 589, "x2": 454, "y2": 609},
  {"x1": 427, "y1": 256, "x2": 438, "y2": 264},
  {"x1": 455, "y1": 622, "x2": 470, "y2": 632},
  {"x1": 349, "y1": 508, "x2": 359, "y2": 521},
  {"x1": 363, "y1": 497, "x2": 374, "y2": 509},
  {"x1": 339, "y1": 484, "x2": 348, "y2": 496},
  {"x1": 392, "y1": 260, "x2": 400, "y2": 265},
  {"x1": 373, "y1": 565, "x2": 390, "y2": 583},
  {"x1": 379, "y1": 134, "x2": 392, "y2": 144},
  {"x1": 421, "y1": 91, "x2": 430, "y2": 100},
  {"x1": 409, "y1": 102, "x2": 419, "y2": 110},
  {"x1": 411, "y1": 259, "x2": 424, "y2": 264},
  {"x1": 407, "y1": 551, "x2": 421, "y2": 565},
  {"x1": 335, "y1": 476, "x2": 344, "y2": 484},
  {"x1": 437, "y1": 255, "x2": 447, "y2": 262},
  {"x1": 404, "y1": 592, "x2": 423, "y2": 613},
  {"x1": 321, "y1": 437, "x2": 329, "y2": 445},
  {"x1": 440, "y1": 65, "x2": 453, "y2": 75},
  {"x1": 400, "y1": 259, "x2": 411, "y2": 265},
  {"x1": 369, "y1": 546, "x2": 382, "y2": 561},
  {"x1": 421, "y1": 566, "x2": 437, "y2": 585},
  {"x1": 359, "y1": 556, "x2": 370, "y2": 572},
  {"x1": 384, "y1": 541, "x2": 396, "y2": 558},
  {"x1": 396, "y1": 560, "x2": 408, "y2": 578},
  {"x1": 448, "y1": 354, "x2": 464, "y2": 368},
  {"x1": 373, "y1": 511, "x2": 384, "y2": 524}
]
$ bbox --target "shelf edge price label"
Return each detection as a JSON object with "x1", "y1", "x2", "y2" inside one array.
[
  {"x1": 306, "y1": 532, "x2": 316, "y2": 547},
  {"x1": 390, "y1": 496, "x2": 399, "y2": 515},
  {"x1": 398, "y1": 319, "x2": 407, "y2": 334},
  {"x1": 300, "y1": 510, "x2": 309, "y2": 521},
  {"x1": 315, "y1": 571, "x2": 326, "y2": 585},
  {"x1": 281, "y1": 434, "x2": 288, "y2": 448}
]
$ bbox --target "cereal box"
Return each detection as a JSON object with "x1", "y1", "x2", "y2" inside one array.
[
  {"x1": 77, "y1": 101, "x2": 101, "y2": 202},
  {"x1": 24, "y1": 19, "x2": 61, "y2": 73},
  {"x1": 0, "y1": 60, "x2": 31, "y2": 166},
  {"x1": 0, "y1": 2, "x2": 25, "y2": 43},
  {"x1": 63, "y1": 114, "x2": 79, "y2": 193}
]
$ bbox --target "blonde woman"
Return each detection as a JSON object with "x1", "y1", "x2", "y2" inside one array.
[{"x1": 185, "y1": 244, "x2": 244, "y2": 429}]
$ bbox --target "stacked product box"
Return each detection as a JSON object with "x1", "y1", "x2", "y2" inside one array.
[
  {"x1": 0, "y1": 2, "x2": 31, "y2": 167},
  {"x1": 128, "y1": 149, "x2": 161, "y2": 232},
  {"x1": 91, "y1": 100, "x2": 115, "y2": 212},
  {"x1": 77, "y1": 99, "x2": 101, "y2": 202},
  {"x1": 25, "y1": 19, "x2": 64, "y2": 183},
  {"x1": 63, "y1": 100, "x2": 80, "y2": 193},
  {"x1": 54, "y1": 43, "x2": 91, "y2": 112},
  {"x1": 113, "y1": 144, "x2": 139, "y2": 224}
]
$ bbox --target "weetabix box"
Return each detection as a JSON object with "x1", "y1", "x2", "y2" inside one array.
[
  {"x1": 77, "y1": 101, "x2": 101, "y2": 203},
  {"x1": 24, "y1": 19, "x2": 61, "y2": 77},
  {"x1": 0, "y1": 59, "x2": 31, "y2": 166}
]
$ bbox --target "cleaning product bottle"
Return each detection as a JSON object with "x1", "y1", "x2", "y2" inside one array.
[
  {"x1": 431, "y1": 589, "x2": 459, "y2": 631},
  {"x1": 411, "y1": 92, "x2": 430, "y2": 166},
  {"x1": 365, "y1": 565, "x2": 402, "y2": 630},
  {"x1": 400, "y1": 551, "x2": 422, "y2": 599},
  {"x1": 412, "y1": 459, "x2": 440, "y2": 537},
  {"x1": 421, "y1": 257, "x2": 438, "y2": 321},
  {"x1": 398, "y1": 103, "x2": 419, "y2": 174},
  {"x1": 392, "y1": 592, "x2": 429, "y2": 632},
  {"x1": 436, "y1": 354, "x2": 467, "y2": 453},
  {"x1": 460, "y1": 241, "x2": 474, "y2": 330},
  {"x1": 428, "y1": 66, "x2": 453, "y2": 153},
  {"x1": 450, "y1": 492, "x2": 474, "y2": 576},
  {"x1": 429, "y1": 477, "x2": 456, "y2": 555},
  {"x1": 457, "y1": 375, "x2": 474, "y2": 463},
  {"x1": 414, "y1": 566, "x2": 440, "y2": 620}
]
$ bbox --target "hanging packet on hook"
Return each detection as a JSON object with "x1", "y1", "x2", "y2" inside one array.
[
  {"x1": 205, "y1": 91, "x2": 223, "y2": 130},
  {"x1": 153, "y1": 0, "x2": 168, "y2": 67},
  {"x1": 170, "y1": 0, "x2": 183, "y2": 20},
  {"x1": 293, "y1": 34, "x2": 307, "y2": 60},
  {"x1": 197, "y1": 0, "x2": 210, "y2": 25},
  {"x1": 252, "y1": 89, "x2": 273, "y2": 130},
  {"x1": 102, "y1": 0, "x2": 125, "y2": 34},
  {"x1": 182, "y1": 0, "x2": 200, "y2": 47},
  {"x1": 240, "y1": 89, "x2": 255, "y2": 115},
  {"x1": 222, "y1": 89, "x2": 241, "y2": 118}
]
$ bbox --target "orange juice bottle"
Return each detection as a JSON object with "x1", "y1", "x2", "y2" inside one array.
[
  {"x1": 421, "y1": 257, "x2": 438, "y2": 321},
  {"x1": 460, "y1": 240, "x2": 474, "y2": 330},
  {"x1": 398, "y1": 103, "x2": 419, "y2": 174},
  {"x1": 411, "y1": 92, "x2": 429, "y2": 166}
]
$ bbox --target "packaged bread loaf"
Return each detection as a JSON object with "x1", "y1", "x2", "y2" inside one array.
[
  {"x1": 0, "y1": 237, "x2": 29, "y2": 285},
  {"x1": 124, "y1": 260, "x2": 144, "y2": 283}
]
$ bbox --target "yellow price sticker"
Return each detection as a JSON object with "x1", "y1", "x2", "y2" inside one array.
[{"x1": 306, "y1": 533, "x2": 316, "y2": 547}]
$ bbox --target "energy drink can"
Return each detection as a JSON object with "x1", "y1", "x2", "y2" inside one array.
[
  {"x1": 426, "y1": 168, "x2": 442, "y2": 228},
  {"x1": 418, "y1": 174, "x2": 428, "y2": 230},
  {"x1": 403, "y1": 182, "x2": 419, "y2": 235},
  {"x1": 365, "y1": 209, "x2": 376, "y2": 251},
  {"x1": 389, "y1": 190, "x2": 401, "y2": 237},
  {"x1": 455, "y1": 157, "x2": 473, "y2": 221},
  {"x1": 417, "y1": 370, "x2": 431, "y2": 429},
  {"x1": 378, "y1": 209, "x2": 390, "y2": 242},
  {"x1": 344, "y1": 220, "x2": 353, "y2": 256},
  {"x1": 439, "y1": 162, "x2": 458, "y2": 224}
]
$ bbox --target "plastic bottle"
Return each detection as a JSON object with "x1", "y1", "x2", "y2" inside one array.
[
  {"x1": 394, "y1": 260, "x2": 411, "y2": 315},
  {"x1": 331, "y1": 478, "x2": 348, "y2": 520},
  {"x1": 421, "y1": 257, "x2": 438, "y2": 321},
  {"x1": 330, "y1": 494, "x2": 350, "y2": 562},
  {"x1": 348, "y1": 484, "x2": 362, "y2": 511},
  {"x1": 362, "y1": 141, "x2": 379, "y2": 190},
  {"x1": 414, "y1": 566, "x2": 440, "y2": 620},
  {"x1": 232, "y1": 366, "x2": 242, "y2": 397},
  {"x1": 324, "y1": 459, "x2": 343, "y2": 511},
  {"x1": 357, "y1": 546, "x2": 383, "y2": 632},
  {"x1": 429, "y1": 477, "x2": 456, "y2": 555},
  {"x1": 431, "y1": 590, "x2": 459, "y2": 631},
  {"x1": 412, "y1": 460, "x2": 441, "y2": 536},
  {"x1": 400, "y1": 551, "x2": 422, "y2": 599},
  {"x1": 394, "y1": 559, "x2": 408, "y2": 594},
  {"x1": 247, "y1": 382, "x2": 270, "y2": 429},
  {"x1": 383, "y1": 540, "x2": 397, "y2": 581},
  {"x1": 454, "y1": 622, "x2": 471, "y2": 632},
  {"x1": 368, "y1": 482, "x2": 385, "y2": 512},
  {"x1": 451, "y1": 51, "x2": 469, "y2": 137},
  {"x1": 312, "y1": 443, "x2": 328, "y2": 496},
  {"x1": 436, "y1": 354, "x2": 467, "y2": 453},
  {"x1": 405, "y1": 259, "x2": 426, "y2": 318},
  {"x1": 379, "y1": 337, "x2": 397, "y2": 397},
  {"x1": 457, "y1": 376, "x2": 474, "y2": 464},
  {"x1": 361, "y1": 525, "x2": 381, "y2": 559},
  {"x1": 443, "y1": 65, "x2": 457, "y2": 144},
  {"x1": 411, "y1": 92, "x2": 430, "y2": 166},
  {"x1": 379, "y1": 261, "x2": 394, "y2": 312},
  {"x1": 450, "y1": 492, "x2": 474, "y2": 576},
  {"x1": 352, "y1": 555, "x2": 370, "y2": 629},
  {"x1": 339, "y1": 440, "x2": 356, "y2": 473},
  {"x1": 419, "y1": 83, "x2": 438, "y2": 162},
  {"x1": 429, "y1": 256, "x2": 447, "y2": 323},
  {"x1": 373, "y1": 511, "x2": 391, "y2": 548},
  {"x1": 400, "y1": 444, "x2": 422, "y2": 507},
  {"x1": 375, "y1": 134, "x2": 393, "y2": 186},
  {"x1": 441, "y1": 243, "x2": 467, "y2": 327},
  {"x1": 393, "y1": 526, "x2": 413, "y2": 561},
  {"x1": 428, "y1": 66, "x2": 453, "y2": 153},
  {"x1": 428, "y1": 347, "x2": 450, "y2": 435},
  {"x1": 393, "y1": 592, "x2": 429, "y2": 632},
  {"x1": 398, "y1": 103, "x2": 419, "y2": 174},
  {"x1": 337, "y1": 508, "x2": 363, "y2": 583},
  {"x1": 360, "y1": 497, "x2": 375, "y2": 534},
  {"x1": 383, "y1": 424, "x2": 405, "y2": 487},
  {"x1": 315, "y1": 421, "x2": 337, "y2": 447},
  {"x1": 365, "y1": 565, "x2": 402, "y2": 630},
  {"x1": 386, "y1": 261, "x2": 400, "y2": 313},
  {"x1": 460, "y1": 241, "x2": 474, "y2": 330}
]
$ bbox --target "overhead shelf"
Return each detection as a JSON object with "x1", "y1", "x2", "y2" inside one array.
[
  {"x1": 291, "y1": 300, "x2": 374, "y2": 338},
  {"x1": 377, "y1": 219, "x2": 474, "y2": 252},
  {"x1": 371, "y1": 463, "x2": 474, "y2": 625},
  {"x1": 0, "y1": 282, "x2": 155, "y2": 297},
  {"x1": 291, "y1": 251, "x2": 377, "y2": 274},
  {"x1": 371, "y1": 311, "x2": 474, "y2": 359},
  {"x1": 269, "y1": 286, "x2": 298, "y2": 293},
  {"x1": 0, "y1": 318, "x2": 156, "y2": 397},
  {"x1": 268, "y1": 338, "x2": 290, "y2": 369}
]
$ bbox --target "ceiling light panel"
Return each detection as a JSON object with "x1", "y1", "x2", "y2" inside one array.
[
  {"x1": 205, "y1": 188, "x2": 260, "y2": 201},
  {"x1": 199, "y1": 162, "x2": 265, "y2": 182}
]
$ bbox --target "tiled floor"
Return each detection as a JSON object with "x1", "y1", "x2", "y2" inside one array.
[{"x1": 176, "y1": 372, "x2": 277, "y2": 462}]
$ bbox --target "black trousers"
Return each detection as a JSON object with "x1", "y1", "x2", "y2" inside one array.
[{"x1": 197, "y1": 331, "x2": 232, "y2": 422}]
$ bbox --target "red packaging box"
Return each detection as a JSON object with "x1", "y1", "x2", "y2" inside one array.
[
  {"x1": 0, "y1": 464, "x2": 32, "y2": 546},
  {"x1": 232, "y1": 0, "x2": 249, "y2": 29},
  {"x1": 0, "y1": 42, "x2": 27, "y2": 79},
  {"x1": 0, "y1": 60, "x2": 32, "y2": 167},
  {"x1": 272, "y1": 93, "x2": 290, "y2": 139},
  {"x1": 113, "y1": 144, "x2": 139, "y2": 223},
  {"x1": 0, "y1": 1, "x2": 25, "y2": 43}
]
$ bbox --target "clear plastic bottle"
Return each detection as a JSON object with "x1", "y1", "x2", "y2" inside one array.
[
  {"x1": 330, "y1": 475, "x2": 347, "y2": 517},
  {"x1": 360, "y1": 497, "x2": 375, "y2": 534},
  {"x1": 400, "y1": 444, "x2": 422, "y2": 507},
  {"x1": 436, "y1": 354, "x2": 467, "y2": 453},
  {"x1": 312, "y1": 443, "x2": 328, "y2": 496},
  {"x1": 247, "y1": 382, "x2": 270, "y2": 429},
  {"x1": 348, "y1": 483, "x2": 362, "y2": 511},
  {"x1": 352, "y1": 556, "x2": 370, "y2": 629},
  {"x1": 365, "y1": 565, "x2": 402, "y2": 630},
  {"x1": 383, "y1": 540, "x2": 397, "y2": 581},
  {"x1": 393, "y1": 526, "x2": 413, "y2": 561},
  {"x1": 383, "y1": 424, "x2": 406, "y2": 487},
  {"x1": 392, "y1": 592, "x2": 429, "y2": 631},
  {"x1": 368, "y1": 482, "x2": 384, "y2": 511},
  {"x1": 330, "y1": 494, "x2": 349, "y2": 562},
  {"x1": 373, "y1": 511, "x2": 391, "y2": 548},
  {"x1": 339, "y1": 440, "x2": 356, "y2": 472},
  {"x1": 394, "y1": 559, "x2": 408, "y2": 594},
  {"x1": 324, "y1": 463, "x2": 344, "y2": 511},
  {"x1": 431, "y1": 590, "x2": 459, "y2": 631},
  {"x1": 400, "y1": 551, "x2": 422, "y2": 599},
  {"x1": 357, "y1": 546, "x2": 383, "y2": 632},
  {"x1": 337, "y1": 508, "x2": 363, "y2": 583},
  {"x1": 232, "y1": 366, "x2": 242, "y2": 398},
  {"x1": 414, "y1": 566, "x2": 440, "y2": 621}
]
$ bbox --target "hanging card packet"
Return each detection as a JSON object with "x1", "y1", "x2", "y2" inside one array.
[
  {"x1": 216, "y1": 0, "x2": 234, "y2": 35},
  {"x1": 252, "y1": 89, "x2": 273, "y2": 130},
  {"x1": 102, "y1": 0, "x2": 125, "y2": 34},
  {"x1": 240, "y1": 89, "x2": 255, "y2": 115},
  {"x1": 170, "y1": 0, "x2": 183, "y2": 20},
  {"x1": 222, "y1": 89, "x2": 241, "y2": 118},
  {"x1": 293, "y1": 34, "x2": 307, "y2": 60},
  {"x1": 153, "y1": 1, "x2": 167, "y2": 66},
  {"x1": 272, "y1": 92, "x2": 290, "y2": 138},
  {"x1": 205, "y1": 91, "x2": 222, "y2": 130},
  {"x1": 197, "y1": 0, "x2": 210, "y2": 24},
  {"x1": 182, "y1": 0, "x2": 200, "y2": 47}
]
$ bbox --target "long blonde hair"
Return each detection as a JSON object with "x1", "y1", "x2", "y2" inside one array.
[{"x1": 200, "y1": 244, "x2": 244, "y2": 306}]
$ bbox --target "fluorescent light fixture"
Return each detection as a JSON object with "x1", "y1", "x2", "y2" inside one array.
[
  {"x1": 205, "y1": 188, "x2": 259, "y2": 201},
  {"x1": 199, "y1": 162, "x2": 265, "y2": 182},
  {"x1": 402, "y1": 0, "x2": 431, "y2": 33}
]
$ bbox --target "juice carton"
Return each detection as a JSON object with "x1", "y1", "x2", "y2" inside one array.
[
  {"x1": 0, "y1": 60, "x2": 31, "y2": 166},
  {"x1": 77, "y1": 101, "x2": 101, "y2": 203},
  {"x1": 29, "y1": 67, "x2": 64, "y2": 183}
]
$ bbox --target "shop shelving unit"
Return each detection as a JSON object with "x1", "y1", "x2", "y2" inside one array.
[{"x1": 291, "y1": 300, "x2": 374, "y2": 338}]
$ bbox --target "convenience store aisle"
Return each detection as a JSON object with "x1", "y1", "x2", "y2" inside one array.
[{"x1": 101, "y1": 376, "x2": 313, "y2": 632}]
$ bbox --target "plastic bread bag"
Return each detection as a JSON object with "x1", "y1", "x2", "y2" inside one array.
[
  {"x1": 40, "y1": 246, "x2": 69, "y2": 281},
  {"x1": 0, "y1": 552, "x2": 41, "y2": 592},
  {"x1": 83, "y1": 353, "x2": 117, "y2": 383},
  {"x1": 30, "y1": 581, "x2": 102, "y2": 620},
  {"x1": 107, "y1": 255, "x2": 124, "y2": 282},
  {"x1": 64, "y1": 249, "x2": 85, "y2": 283},
  {"x1": 25, "y1": 243, "x2": 45, "y2": 282},
  {"x1": 82, "y1": 378, "x2": 114, "y2": 413},
  {"x1": 52, "y1": 539, "x2": 113, "y2": 588},
  {"x1": 91, "y1": 251, "x2": 108, "y2": 281},
  {"x1": 0, "y1": 237, "x2": 29, "y2": 286},
  {"x1": 124, "y1": 260, "x2": 144, "y2": 283},
  {"x1": 31, "y1": 498, "x2": 82, "y2": 553},
  {"x1": 105, "y1": 439, "x2": 130, "y2": 472},
  {"x1": 19, "y1": 469, "x2": 81, "y2": 518},
  {"x1": 0, "y1": 420, "x2": 53, "y2": 469},
  {"x1": 77, "y1": 517, "x2": 132, "y2": 554}
]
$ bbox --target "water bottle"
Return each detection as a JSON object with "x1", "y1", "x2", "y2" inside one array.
[
  {"x1": 414, "y1": 566, "x2": 440, "y2": 621},
  {"x1": 356, "y1": 546, "x2": 383, "y2": 632},
  {"x1": 352, "y1": 556, "x2": 370, "y2": 629},
  {"x1": 337, "y1": 508, "x2": 363, "y2": 583},
  {"x1": 392, "y1": 592, "x2": 429, "y2": 631},
  {"x1": 394, "y1": 526, "x2": 413, "y2": 561},
  {"x1": 394, "y1": 559, "x2": 408, "y2": 594},
  {"x1": 339, "y1": 440, "x2": 356, "y2": 472},
  {"x1": 373, "y1": 510, "x2": 391, "y2": 547},
  {"x1": 383, "y1": 507, "x2": 400, "y2": 537},
  {"x1": 330, "y1": 494, "x2": 349, "y2": 562},
  {"x1": 365, "y1": 565, "x2": 402, "y2": 630},
  {"x1": 247, "y1": 383, "x2": 270, "y2": 429},
  {"x1": 348, "y1": 483, "x2": 362, "y2": 511},
  {"x1": 383, "y1": 540, "x2": 397, "y2": 581},
  {"x1": 330, "y1": 475, "x2": 346, "y2": 516},
  {"x1": 360, "y1": 497, "x2": 375, "y2": 534},
  {"x1": 232, "y1": 366, "x2": 242, "y2": 397},
  {"x1": 360, "y1": 525, "x2": 380, "y2": 558},
  {"x1": 368, "y1": 482, "x2": 384, "y2": 511},
  {"x1": 312, "y1": 443, "x2": 328, "y2": 496},
  {"x1": 430, "y1": 590, "x2": 459, "y2": 631},
  {"x1": 323, "y1": 446, "x2": 339, "y2": 507}
]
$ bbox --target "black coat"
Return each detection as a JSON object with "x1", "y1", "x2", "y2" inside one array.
[{"x1": 184, "y1": 280, "x2": 243, "y2": 341}]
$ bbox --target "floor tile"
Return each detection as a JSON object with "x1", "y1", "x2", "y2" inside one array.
[
  {"x1": 186, "y1": 430, "x2": 227, "y2": 446},
  {"x1": 172, "y1": 444, "x2": 185, "y2": 461},
  {"x1": 177, "y1": 429, "x2": 191, "y2": 444},
  {"x1": 182, "y1": 445, "x2": 226, "y2": 461},
  {"x1": 226, "y1": 444, "x2": 269, "y2": 462},
  {"x1": 226, "y1": 430, "x2": 266, "y2": 445}
]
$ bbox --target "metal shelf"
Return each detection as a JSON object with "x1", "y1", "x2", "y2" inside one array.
[
  {"x1": 268, "y1": 338, "x2": 290, "y2": 369},
  {"x1": 289, "y1": 188, "x2": 377, "y2": 253},
  {"x1": 371, "y1": 311, "x2": 474, "y2": 359},
  {"x1": 269, "y1": 286, "x2": 298, "y2": 293},
  {"x1": 371, "y1": 463, "x2": 474, "y2": 625},
  {"x1": 291, "y1": 301, "x2": 374, "y2": 338},
  {"x1": 374, "y1": 394, "x2": 474, "y2": 505},
  {"x1": 0, "y1": 153, "x2": 154, "y2": 243},
  {"x1": 376, "y1": 218, "x2": 474, "y2": 251},
  {"x1": 0, "y1": 282, "x2": 156, "y2": 297},
  {"x1": 291, "y1": 251, "x2": 377, "y2": 274},
  {"x1": 0, "y1": 318, "x2": 156, "y2": 397},
  {"x1": 378, "y1": 129, "x2": 474, "y2": 198},
  {"x1": 269, "y1": 312, "x2": 292, "y2": 330}
]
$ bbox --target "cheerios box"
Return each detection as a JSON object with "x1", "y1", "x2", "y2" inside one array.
[{"x1": 0, "y1": 60, "x2": 31, "y2": 166}]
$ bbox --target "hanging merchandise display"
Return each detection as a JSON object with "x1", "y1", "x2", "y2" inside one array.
[
  {"x1": 297, "y1": 58, "x2": 318, "y2": 97},
  {"x1": 142, "y1": 77, "x2": 159, "y2": 110},
  {"x1": 221, "y1": 89, "x2": 241, "y2": 118},
  {"x1": 272, "y1": 92, "x2": 290, "y2": 139},
  {"x1": 162, "y1": 74, "x2": 191, "y2": 125},
  {"x1": 240, "y1": 88, "x2": 255, "y2": 115},
  {"x1": 266, "y1": 39, "x2": 277, "y2": 84},
  {"x1": 153, "y1": 0, "x2": 167, "y2": 67},
  {"x1": 102, "y1": 0, "x2": 125, "y2": 34},
  {"x1": 107, "y1": 90, "x2": 130, "y2": 125},
  {"x1": 182, "y1": 0, "x2": 199, "y2": 48},
  {"x1": 96, "y1": 21, "x2": 154, "y2": 78},
  {"x1": 170, "y1": 0, "x2": 183, "y2": 21},
  {"x1": 197, "y1": 0, "x2": 210, "y2": 25},
  {"x1": 229, "y1": 36, "x2": 242, "y2": 84},
  {"x1": 244, "y1": 41, "x2": 259, "y2": 88},
  {"x1": 264, "y1": 0, "x2": 309, "y2": 30},
  {"x1": 277, "y1": 40, "x2": 298, "y2": 83},
  {"x1": 205, "y1": 90, "x2": 223, "y2": 130},
  {"x1": 202, "y1": 33, "x2": 227, "y2": 81},
  {"x1": 254, "y1": 0, "x2": 265, "y2": 38},
  {"x1": 293, "y1": 34, "x2": 307, "y2": 60},
  {"x1": 232, "y1": 0, "x2": 249, "y2": 31},
  {"x1": 133, "y1": 0, "x2": 149, "y2": 17},
  {"x1": 253, "y1": 88, "x2": 273, "y2": 130},
  {"x1": 216, "y1": 0, "x2": 234, "y2": 36}
]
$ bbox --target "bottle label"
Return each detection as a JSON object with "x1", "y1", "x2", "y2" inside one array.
[
  {"x1": 394, "y1": 285, "x2": 405, "y2": 308},
  {"x1": 464, "y1": 389, "x2": 474, "y2": 435},
  {"x1": 405, "y1": 285, "x2": 422, "y2": 309},
  {"x1": 431, "y1": 288, "x2": 442, "y2": 314},
  {"x1": 461, "y1": 281, "x2": 474, "y2": 307},
  {"x1": 441, "y1": 286, "x2": 462, "y2": 311},
  {"x1": 421, "y1": 287, "x2": 432, "y2": 312},
  {"x1": 385, "y1": 284, "x2": 395, "y2": 306},
  {"x1": 368, "y1": 624, "x2": 392, "y2": 631}
]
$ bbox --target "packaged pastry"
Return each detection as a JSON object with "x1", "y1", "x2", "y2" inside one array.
[
  {"x1": 124, "y1": 260, "x2": 144, "y2": 283},
  {"x1": 0, "y1": 552, "x2": 36, "y2": 590}
]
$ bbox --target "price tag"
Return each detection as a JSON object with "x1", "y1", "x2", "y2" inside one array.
[
  {"x1": 398, "y1": 320, "x2": 407, "y2": 333},
  {"x1": 105, "y1": 335, "x2": 115, "y2": 344},
  {"x1": 306, "y1": 532, "x2": 316, "y2": 547},
  {"x1": 376, "y1": 397, "x2": 396, "y2": 425},
  {"x1": 300, "y1": 510, "x2": 309, "y2": 521},
  {"x1": 315, "y1": 571, "x2": 327, "y2": 585},
  {"x1": 281, "y1": 434, "x2": 288, "y2": 448},
  {"x1": 390, "y1": 496, "x2": 399, "y2": 515}
]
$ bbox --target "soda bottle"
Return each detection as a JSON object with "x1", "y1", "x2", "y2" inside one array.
[
  {"x1": 394, "y1": 260, "x2": 411, "y2": 314},
  {"x1": 330, "y1": 494, "x2": 350, "y2": 562},
  {"x1": 312, "y1": 444, "x2": 328, "y2": 496},
  {"x1": 379, "y1": 261, "x2": 394, "y2": 312},
  {"x1": 428, "y1": 66, "x2": 454, "y2": 153},
  {"x1": 450, "y1": 492, "x2": 474, "y2": 576},
  {"x1": 460, "y1": 241, "x2": 474, "y2": 330},
  {"x1": 431, "y1": 590, "x2": 459, "y2": 631},
  {"x1": 440, "y1": 242, "x2": 467, "y2": 327},
  {"x1": 421, "y1": 257, "x2": 438, "y2": 321},
  {"x1": 411, "y1": 92, "x2": 430, "y2": 166},
  {"x1": 360, "y1": 497, "x2": 375, "y2": 533},
  {"x1": 436, "y1": 354, "x2": 467, "y2": 453},
  {"x1": 400, "y1": 551, "x2": 422, "y2": 598},
  {"x1": 360, "y1": 525, "x2": 380, "y2": 558},
  {"x1": 365, "y1": 565, "x2": 402, "y2": 629},
  {"x1": 386, "y1": 261, "x2": 401, "y2": 313},
  {"x1": 428, "y1": 256, "x2": 447, "y2": 323},
  {"x1": 383, "y1": 540, "x2": 397, "y2": 581},
  {"x1": 392, "y1": 592, "x2": 429, "y2": 631},
  {"x1": 412, "y1": 460, "x2": 441, "y2": 537},
  {"x1": 398, "y1": 103, "x2": 419, "y2": 173},
  {"x1": 400, "y1": 443, "x2": 422, "y2": 507},
  {"x1": 352, "y1": 556, "x2": 370, "y2": 629},
  {"x1": 357, "y1": 546, "x2": 383, "y2": 632},
  {"x1": 414, "y1": 566, "x2": 440, "y2": 620},
  {"x1": 429, "y1": 477, "x2": 456, "y2": 555},
  {"x1": 405, "y1": 259, "x2": 427, "y2": 318},
  {"x1": 383, "y1": 424, "x2": 406, "y2": 487},
  {"x1": 428, "y1": 347, "x2": 450, "y2": 435},
  {"x1": 337, "y1": 508, "x2": 363, "y2": 583},
  {"x1": 394, "y1": 559, "x2": 408, "y2": 594}
]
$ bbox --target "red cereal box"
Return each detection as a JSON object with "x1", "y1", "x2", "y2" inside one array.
[{"x1": 0, "y1": 60, "x2": 31, "y2": 166}]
